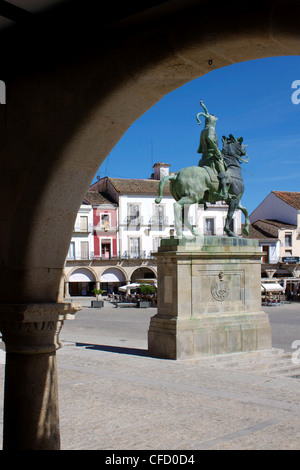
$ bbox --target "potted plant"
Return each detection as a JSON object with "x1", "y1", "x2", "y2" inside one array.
[
  {"x1": 138, "y1": 283, "x2": 156, "y2": 308},
  {"x1": 92, "y1": 288, "x2": 103, "y2": 300},
  {"x1": 91, "y1": 288, "x2": 104, "y2": 308}
]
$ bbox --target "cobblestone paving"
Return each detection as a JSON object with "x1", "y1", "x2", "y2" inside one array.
[
  {"x1": 0, "y1": 301, "x2": 300, "y2": 450},
  {"x1": 54, "y1": 344, "x2": 300, "y2": 450}
]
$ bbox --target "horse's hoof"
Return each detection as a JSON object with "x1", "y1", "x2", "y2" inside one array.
[{"x1": 155, "y1": 197, "x2": 162, "y2": 204}]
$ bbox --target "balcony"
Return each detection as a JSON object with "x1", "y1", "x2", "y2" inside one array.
[
  {"x1": 124, "y1": 216, "x2": 144, "y2": 227},
  {"x1": 93, "y1": 224, "x2": 117, "y2": 233},
  {"x1": 149, "y1": 215, "x2": 169, "y2": 227},
  {"x1": 121, "y1": 250, "x2": 153, "y2": 259},
  {"x1": 67, "y1": 251, "x2": 154, "y2": 261},
  {"x1": 67, "y1": 251, "x2": 94, "y2": 260},
  {"x1": 73, "y1": 222, "x2": 93, "y2": 233}
]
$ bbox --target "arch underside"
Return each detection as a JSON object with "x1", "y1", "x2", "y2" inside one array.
[{"x1": 1, "y1": 0, "x2": 300, "y2": 302}]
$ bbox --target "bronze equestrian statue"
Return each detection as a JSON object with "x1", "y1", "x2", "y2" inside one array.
[{"x1": 155, "y1": 101, "x2": 250, "y2": 238}]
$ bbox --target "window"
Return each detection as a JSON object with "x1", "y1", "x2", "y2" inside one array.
[
  {"x1": 262, "y1": 245, "x2": 269, "y2": 263},
  {"x1": 204, "y1": 218, "x2": 215, "y2": 236},
  {"x1": 68, "y1": 242, "x2": 75, "y2": 259},
  {"x1": 101, "y1": 213, "x2": 110, "y2": 231},
  {"x1": 129, "y1": 237, "x2": 140, "y2": 258},
  {"x1": 285, "y1": 233, "x2": 292, "y2": 247},
  {"x1": 81, "y1": 241, "x2": 89, "y2": 259},
  {"x1": 153, "y1": 204, "x2": 165, "y2": 228},
  {"x1": 80, "y1": 216, "x2": 88, "y2": 232},
  {"x1": 128, "y1": 204, "x2": 140, "y2": 225},
  {"x1": 101, "y1": 240, "x2": 111, "y2": 259}
]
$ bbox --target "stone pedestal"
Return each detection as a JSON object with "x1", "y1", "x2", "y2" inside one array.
[
  {"x1": 0, "y1": 302, "x2": 81, "y2": 450},
  {"x1": 148, "y1": 236, "x2": 271, "y2": 360}
]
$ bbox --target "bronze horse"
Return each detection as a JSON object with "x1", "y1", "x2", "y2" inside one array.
[{"x1": 155, "y1": 135, "x2": 250, "y2": 238}]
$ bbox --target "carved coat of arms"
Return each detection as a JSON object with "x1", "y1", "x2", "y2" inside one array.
[{"x1": 211, "y1": 271, "x2": 230, "y2": 301}]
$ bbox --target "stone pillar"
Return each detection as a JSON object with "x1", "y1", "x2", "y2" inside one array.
[
  {"x1": 64, "y1": 281, "x2": 70, "y2": 298},
  {"x1": 0, "y1": 302, "x2": 81, "y2": 450},
  {"x1": 148, "y1": 236, "x2": 272, "y2": 359}
]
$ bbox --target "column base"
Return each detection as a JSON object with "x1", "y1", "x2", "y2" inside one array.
[{"x1": 0, "y1": 302, "x2": 81, "y2": 450}]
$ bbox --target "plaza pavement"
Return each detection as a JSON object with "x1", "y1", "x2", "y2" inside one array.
[{"x1": 0, "y1": 299, "x2": 300, "y2": 451}]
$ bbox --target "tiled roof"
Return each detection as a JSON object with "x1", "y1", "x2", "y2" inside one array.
[
  {"x1": 84, "y1": 191, "x2": 116, "y2": 205},
  {"x1": 243, "y1": 219, "x2": 296, "y2": 239},
  {"x1": 258, "y1": 219, "x2": 296, "y2": 229},
  {"x1": 273, "y1": 191, "x2": 300, "y2": 209},
  {"x1": 107, "y1": 177, "x2": 172, "y2": 196},
  {"x1": 243, "y1": 222, "x2": 277, "y2": 239}
]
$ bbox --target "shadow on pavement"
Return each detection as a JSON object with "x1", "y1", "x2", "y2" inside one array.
[{"x1": 75, "y1": 342, "x2": 150, "y2": 357}]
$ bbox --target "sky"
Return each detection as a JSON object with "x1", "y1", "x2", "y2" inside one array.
[{"x1": 93, "y1": 56, "x2": 300, "y2": 217}]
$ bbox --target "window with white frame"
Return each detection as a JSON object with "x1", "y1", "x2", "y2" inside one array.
[
  {"x1": 128, "y1": 204, "x2": 140, "y2": 226},
  {"x1": 204, "y1": 218, "x2": 215, "y2": 236},
  {"x1": 285, "y1": 232, "x2": 293, "y2": 256},
  {"x1": 81, "y1": 241, "x2": 89, "y2": 259},
  {"x1": 101, "y1": 213, "x2": 110, "y2": 231},
  {"x1": 68, "y1": 242, "x2": 75, "y2": 259},
  {"x1": 80, "y1": 216, "x2": 88, "y2": 232},
  {"x1": 129, "y1": 237, "x2": 140, "y2": 258},
  {"x1": 285, "y1": 233, "x2": 292, "y2": 247},
  {"x1": 153, "y1": 204, "x2": 165, "y2": 226}
]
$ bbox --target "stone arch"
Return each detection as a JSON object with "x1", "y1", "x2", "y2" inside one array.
[
  {"x1": 67, "y1": 267, "x2": 97, "y2": 283},
  {"x1": 2, "y1": 1, "x2": 300, "y2": 304},
  {"x1": 67, "y1": 267, "x2": 97, "y2": 296},
  {"x1": 2, "y1": 1, "x2": 300, "y2": 450},
  {"x1": 99, "y1": 267, "x2": 127, "y2": 283},
  {"x1": 99, "y1": 267, "x2": 127, "y2": 295},
  {"x1": 130, "y1": 267, "x2": 157, "y2": 283}
]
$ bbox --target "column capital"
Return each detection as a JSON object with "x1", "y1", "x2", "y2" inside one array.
[{"x1": 0, "y1": 302, "x2": 81, "y2": 354}]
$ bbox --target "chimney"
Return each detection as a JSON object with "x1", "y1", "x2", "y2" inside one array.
[{"x1": 153, "y1": 162, "x2": 170, "y2": 180}]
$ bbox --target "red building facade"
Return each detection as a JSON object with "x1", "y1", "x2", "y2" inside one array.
[{"x1": 84, "y1": 191, "x2": 118, "y2": 259}]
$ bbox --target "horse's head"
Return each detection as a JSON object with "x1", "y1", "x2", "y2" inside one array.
[{"x1": 222, "y1": 134, "x2": 248, "y2": 163}]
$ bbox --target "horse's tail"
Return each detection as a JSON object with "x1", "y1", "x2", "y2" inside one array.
[{"x1": 155, "y1": 174, "x2": 176, "y2": 204}]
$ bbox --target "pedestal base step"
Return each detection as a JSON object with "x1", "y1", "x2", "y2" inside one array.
[{"x1": 148, "y1": 312, "x2": 272, "y2": 360}]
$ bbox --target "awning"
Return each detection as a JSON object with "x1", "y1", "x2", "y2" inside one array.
[
  {"x1": 69, "y1": 268, "x2": 95, "y2": 282},
  {"x1": 136, "y1": 278, "x2": 157, "y2": 287},
  {"x1": 261, "y1": 283, "x2": 284, "y2": 292},
  {"x1": 118, "y1": 283, "x2": 141, "y2": 292},
  {"x1": 101, "y1": 268, "x2": 126, "y2": 283}
]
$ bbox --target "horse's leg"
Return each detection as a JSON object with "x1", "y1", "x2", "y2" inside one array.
[
  {"x1": 237, "y1": 201, "x2": 250, "y2": 235},
  {"x1": 174, "y1": 201, "x2": 183, "y2": 237},
  {"x1": 174, "y1": 196, "x2": 197, "y2": 237},
  {"x1": 224, "y1": 198, "x2": 239, "y2": 237},
  {"x1": 155, "y1": 175, "x2": 176, "y2": 204}
]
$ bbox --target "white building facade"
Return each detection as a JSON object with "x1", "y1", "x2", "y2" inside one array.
[
  {"x1": 64, "y1": 163, "x2": 242, "y2": 296},
  {"x1": 67, "y1": 203, "x2": 94, "y2": 261},
  {"x1": 249, "y1": 191, "x2": 300, "y2": 282}
]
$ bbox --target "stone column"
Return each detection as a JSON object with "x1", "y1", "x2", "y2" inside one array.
[
  {"x1": 64, "y1": 281, "x2": 70, "y2": 299},
  {"x1": 0, "y1": 302, "x2": 81, "y2": 450}
]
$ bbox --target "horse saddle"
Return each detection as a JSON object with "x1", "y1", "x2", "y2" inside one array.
[{"x1": 202, "y1": 165, "x2": 219, "y2": 184}]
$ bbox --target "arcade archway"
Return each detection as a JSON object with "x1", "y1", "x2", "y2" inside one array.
[
  {"x1": 100, "y1": 267, "x2": 127, "y2": 294},
  {"x1": 1, "y1": 0, "x2": 300, "y2": 450},
  {"x1": 68, "y1": 268, "x2": 96, "y2": 296}
]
